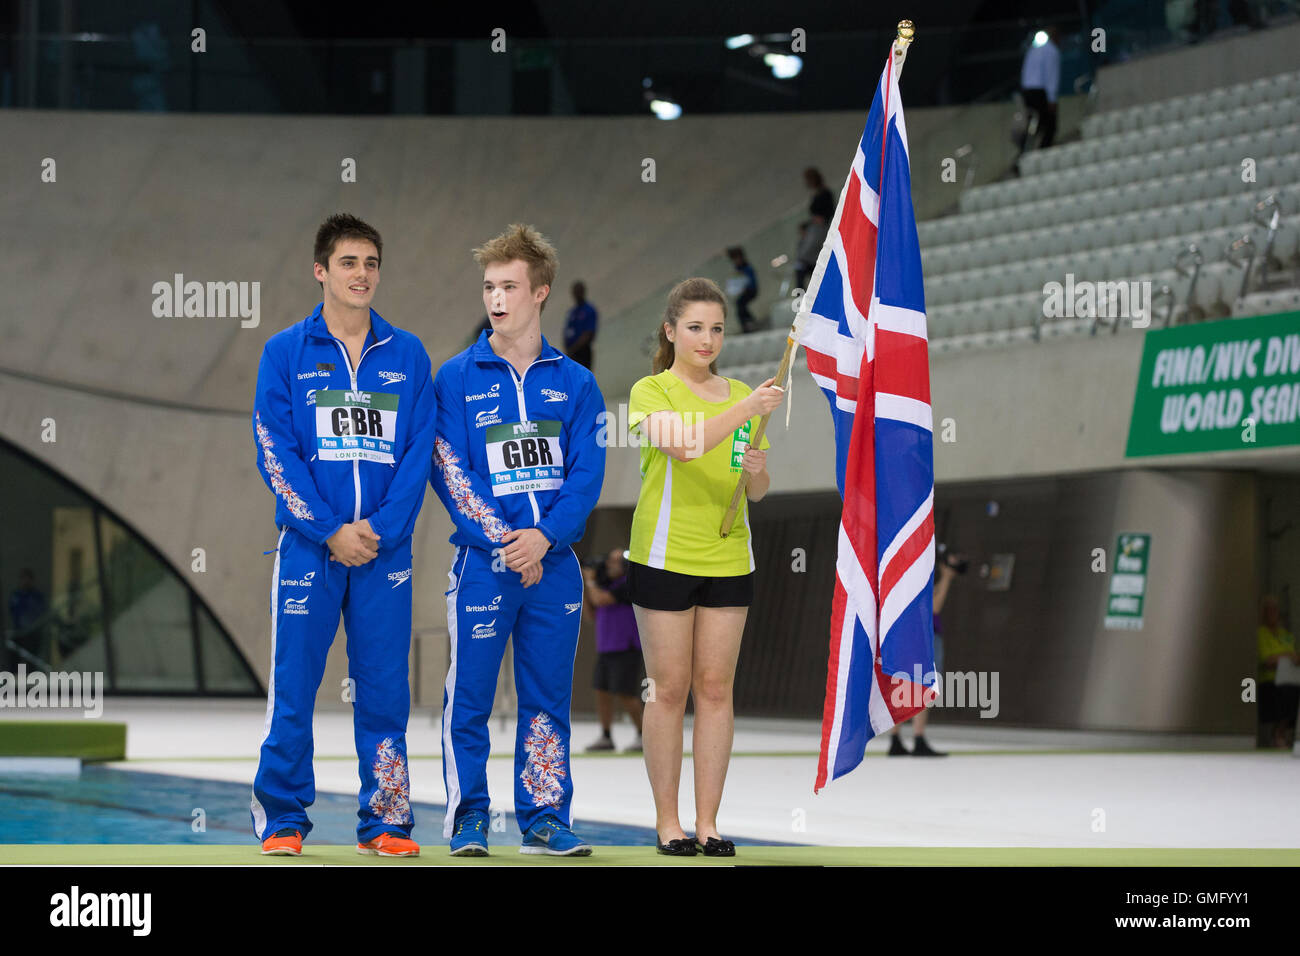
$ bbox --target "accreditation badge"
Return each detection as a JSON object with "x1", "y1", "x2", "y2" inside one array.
[
  {"x1": 314, "y1": 389, "x2": 399, "y2": 463},
  {"x1": 729, "y1": 420, "x2": 754, "y2": 472},
  {"x1": 485, "y1": 420, "x2": 565, "y2": 495}
]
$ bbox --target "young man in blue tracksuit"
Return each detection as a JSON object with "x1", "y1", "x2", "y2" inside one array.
[
  {"x1": 250, "y1": 214, "x2": 436, "y2": 858},
  {"x1": 431, "y1": 224, "x2": 606, "y2": 856}
]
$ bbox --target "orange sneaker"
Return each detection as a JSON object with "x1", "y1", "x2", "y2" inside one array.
[
  {"x1": 261, "y1": 828, "x2": 303, "y2": 856},
  {"x1": 357, "y1": 832, "x2": 420, "y2": 857}
]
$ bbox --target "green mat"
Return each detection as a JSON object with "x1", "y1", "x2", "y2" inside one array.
[
  {"x1": 1, "y1": 845, "x2": 1296, "y2": 866},
  {"x1": 0, "y1": 721, "x2": 126, "y2": 761}
]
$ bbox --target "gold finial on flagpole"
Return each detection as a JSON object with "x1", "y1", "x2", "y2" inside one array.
[{"x1": 893, "y1": 20, "x2": 915, "y2": 78}]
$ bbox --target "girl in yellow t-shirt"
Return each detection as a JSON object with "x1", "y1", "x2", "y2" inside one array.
[{"x1": 626, "y1": 277, "x2": 786, "y2": 857}]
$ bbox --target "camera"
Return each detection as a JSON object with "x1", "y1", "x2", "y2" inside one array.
[
  {"x1": 937, "y1": 543, "x2": 969, "y2": 575},
  {"x1": 584, "y1": 554, "x2": 613, "y2": 589}
]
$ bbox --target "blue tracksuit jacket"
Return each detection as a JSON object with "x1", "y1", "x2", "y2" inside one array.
[
  {"x1": 430, "y1": 329, "x2": 605, "y2": 553},
  {"x1": 252, "y1": 303, "x2": 436, "y2": 549}
]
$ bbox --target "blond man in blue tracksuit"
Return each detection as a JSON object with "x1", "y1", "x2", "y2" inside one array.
[
  {"x1": 431, "y1": 224, "x2": 606, "y2": 856},
  {"x1": 251, "y1": 214, "x2": 436, "y2": 858}
]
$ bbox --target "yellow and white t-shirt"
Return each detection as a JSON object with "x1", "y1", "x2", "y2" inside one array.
[
  {"x1": 627, "y1": 370, "x2": 771, "y2": 577},
  {"x1": 1259, "y1": 624, "x2": 1297, "y2": 683}
]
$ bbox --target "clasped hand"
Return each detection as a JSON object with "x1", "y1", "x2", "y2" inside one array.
[
  {"x1": 501, "y1": 528, "x2": 549, "y2": 588},
  {"x1": 326, "y1": 519, "x2": 381, "y2": 566}
]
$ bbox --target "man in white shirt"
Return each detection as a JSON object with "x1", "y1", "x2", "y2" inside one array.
[{"x1": 1015, "y1": 25, "x2": 1061, "y2": 172}]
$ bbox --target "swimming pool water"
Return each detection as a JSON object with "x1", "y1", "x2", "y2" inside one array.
[{"x1": 0, "y1": 766, "x2": 792, "y2": 847}]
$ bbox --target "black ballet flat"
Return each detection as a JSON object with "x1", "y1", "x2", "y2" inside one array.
[
  {"x1": 656, "y1": 837, "x2": 699, "y2": 856},
  {"x1": 700, "y1": 837, "x2": 735, "y2": 857}
]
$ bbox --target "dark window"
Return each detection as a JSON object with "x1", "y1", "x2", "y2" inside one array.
[{"x1": 0, "y1": 439, "x2": 259, "y2": 696}]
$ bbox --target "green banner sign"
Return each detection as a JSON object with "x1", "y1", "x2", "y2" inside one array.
[
  {"x1": 1104, "y1": 533, "x2": 1150, "y2": 631},
  {"x1": 1125, "y1": 311, "x2": 1300, "y2": 457}
]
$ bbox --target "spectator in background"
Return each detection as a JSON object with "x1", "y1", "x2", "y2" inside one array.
[
  {"x1": 726, "y1": 246, "x2": 759, "y2": 334},
  {"x1": 794, "y1": 168, "x2": 834, "y2": 291},
  {"x1": 1166, "y1": 0, "x2": 1197, "y2": 41},
  {"x1": 6, "y1": 568, "x2": 48, "y2": 669},
  {"x1": 889, "y1": 551, "x2": 960, "y2": 757},
  {"x1": 130, "y1": 21, "x2": 170, "y2": 111},
  {"x1": 564, "y1": 281, "x2": 598, "y2": 370},
  {"x1": 1014, "y1": 25, "x2": 1061, "y2": 175},
  {"x1": 583, "y1": 547, "x2": 644, "y2": 753},
  {"x1": 1257, "y1": 593, "x2": 1299, "y2": 748},
  {"x1": 804, "y1": 167, "x2": 835, "y2": 222}
]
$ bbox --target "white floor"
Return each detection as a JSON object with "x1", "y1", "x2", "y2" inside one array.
[{"x1": 11, "y1": 698, "x2": 1300, "y2": 848}]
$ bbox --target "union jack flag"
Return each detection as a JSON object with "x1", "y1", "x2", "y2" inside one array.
[{"x1": 795, "y1": 51, "x2": 937, "y2": 793}]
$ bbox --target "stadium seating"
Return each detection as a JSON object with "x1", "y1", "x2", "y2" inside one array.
[
  {"x1": 714, "y1": 70, "x2": 1300, "y2": 376},
  {"x1": 1233, "y1": 287, "x2": 1300, "y2": 316},
  {"x1": 921, "y1": 70, "x2": 1300, "y2": 343}
]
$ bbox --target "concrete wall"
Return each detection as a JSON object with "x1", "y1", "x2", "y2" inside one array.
[
  {"x1": 1073, "y1": 469, "x2": 1257, "y2": 732},
  {"x1": 0, "y1": 93, "x2": 1075, "y2": 409},
  {"x1": 0, "y1": 107, "x2": 880, "y2": 411},
  {"x1": 1258, "y1": 473, "x2": 1300, "y2": 631},
  {"x1": 915, "y1": 469, "x2": 1260, "y2": 732}
]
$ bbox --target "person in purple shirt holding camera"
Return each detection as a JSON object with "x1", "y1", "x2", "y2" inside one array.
[{"x1": 583, "y1": 547, "x2": 644, "y2": 752}]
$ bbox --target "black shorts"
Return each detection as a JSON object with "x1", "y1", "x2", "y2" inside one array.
[
  {"x1": 593, "y1": 648, "x2": 644, "y2": 696},
  {"x1": 627, "y1": 560, "x2": 754, "y2": 611},
  {"x1": 1260, "y1": 682, "x2": 1300, "y2": 724}
]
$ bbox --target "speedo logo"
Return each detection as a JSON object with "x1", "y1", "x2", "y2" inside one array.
[
  {"x1": 388, "y1": 568, "x2": 412, "y2": 589},
  {"x1": 377, "y1": 370, "x2": 406, "y2": 385},
  {"x1": 465, "y1": 382, "x2": 502, "y2": 403},
  {"x1": 475, "y1": 405, "x2": 503, "y2": 428},
  {"x1": 279, "y1": 571, "x2": 316, "y2": 588},
  {"x1": 542, "y1": 388, "x2": 568, "y2": 403},
  {"x1": 282, "y1": 594, "x2": 309, "y2": 616},
  {"x1": 470, "y1": 619, "x2": 497, "y2": 640},
  {"x1": 465, "y1": 594, "x2": 503, "y2": 613},
  {"x1": 565, "y1": 602, "x2": 582, "y2": 614}
]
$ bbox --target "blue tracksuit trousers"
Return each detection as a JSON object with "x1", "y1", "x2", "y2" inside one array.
[
  {"x1": 251, "y1": 526, "x2": 414, "y2": 843},
  {"x1": 441, "y1": 543, "x2": 583, "y2": 837}
]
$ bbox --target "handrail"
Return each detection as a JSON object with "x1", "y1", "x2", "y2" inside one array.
[
  {"x1": 1174, "y1": 243, "x2": 1204, "y2": 325},
  {"x1": 1225, "y1": 234, "x2": 1258, "y2": 305},
  {"x1": 1253, "y1": 194, "x2": 1283, "y2": 287}
]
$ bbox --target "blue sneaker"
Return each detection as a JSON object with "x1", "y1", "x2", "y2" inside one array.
[
  {"x1": 450, "y1": 811, "x2": 490, "y2": 857},
  {"x1": 520, "y1": 816, "x2": 593, "y2": 856}
]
